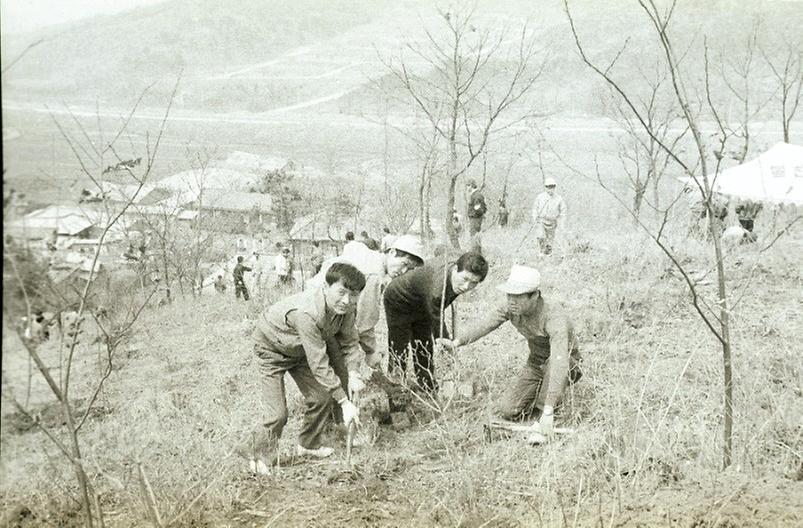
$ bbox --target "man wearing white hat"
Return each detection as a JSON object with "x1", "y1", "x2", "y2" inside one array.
[
  {"x1": 437, "y1": 265, "x2": 582, "y2": 436},
  {"x1": 532, "y1": 177, "x2": 566, "y2": 255},
  {"x1": 309, "y1": 234, "x2": 426, "y2": 369}
]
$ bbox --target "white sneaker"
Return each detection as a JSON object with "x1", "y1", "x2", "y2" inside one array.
[
  {"x1": 248, "y1": 459, "x2": 272, "y2": 475},
  {"x1": 527, "y1": 432, "x2": 548, "y2": 445},
  {"x1": 296, "y1": 445, "x2": 334, "y2": 458}
]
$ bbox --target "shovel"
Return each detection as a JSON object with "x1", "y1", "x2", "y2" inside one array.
[
  {"x1": 484, "y1": 418, "x2": 574, "y2": 444},
  {"x1": 345, "y1": 392, "x2": 361, "y2": 468}
]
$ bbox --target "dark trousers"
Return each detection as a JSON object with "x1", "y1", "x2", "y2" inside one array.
[
  {"x1": 468, "y1": 216, "x2": 483, "y2": 253},
  {"x1": 234, "y1": 280, "x2": 249, "y2": 300},
  {"x1": 499, "y1": 340, "x2": 582, "y2": 421},
  {"x1": 386, "y1": 312, "x2": 437, "y2": 393}
]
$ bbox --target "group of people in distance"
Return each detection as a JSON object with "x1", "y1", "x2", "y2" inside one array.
[
  {"x1": 242, "y1": 189, "x2": 582, "y2": 474},
  {"x1": 214, "y1": 245, "x2": 299, "y2": 300},
  {"x1": 451, "y1": 177, "x2": 566, "y2": 256}
]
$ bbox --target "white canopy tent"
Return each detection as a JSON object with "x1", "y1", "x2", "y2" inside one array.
[{"x1": 680, "y1": 143, "x2": 803, "y2": 205}]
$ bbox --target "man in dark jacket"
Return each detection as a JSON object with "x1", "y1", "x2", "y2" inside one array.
[
  {"x1": 383, "y1": 252, "x2": 489, "y2": 393},
  {"x1": 466, "y1": 179, "x2": 487, "y2": 253},
  {"x1": 233, "y1": 256, "x2": 252, "y2": 301}
]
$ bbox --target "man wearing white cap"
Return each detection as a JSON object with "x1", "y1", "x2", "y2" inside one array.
[
  {"x1": 309, "y1": 234, "x2": 426, "y2": 368},
  {"x1": 531, "y1": 177, "x2": 566, "y2": 255},
  {"x1": 437, "y1": 265, "x2": 582, "y2": 435}
]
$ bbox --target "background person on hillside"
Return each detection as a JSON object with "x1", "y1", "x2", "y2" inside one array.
[
  {"x1": 531, "y1": 177, "x2": 566, "y2": 255},
  {"x1": 252, "y1": 252, "x2": 266, "y2": 294},
  {"x1": 735, "y1": 198, "x2": 762, "y2": 234},
  {"x1": 246, "y1": 263, "x2": 366, "y2": 474},
  {"x1": 233, "y1": 256, "x2": 252, "y2": 301},
  {"x1": 383, "y1": 252, "x2": 489, "y2": 394},
  {"x1": 274, "y1": 247, "x2": 294, "y2": 287},
  {"x1": 466, "y1": 179, "x2": 487, "y2": 253},
  {"x1": 688, "y1": 193, "x2": 729, "y2": 239},
  {"x1": 360, "y1": 230, "x2": 380, "y2": 251},
  {"x1": 437, "y1": 265, "x2": 582, "y2": 438},
  {"x1": 214, "y1": 274, "x2": 227, "y2": 294},
  {"x1": 309, "y1": 234, "x2": 425, "y2": 367},
  {"x1": 343, "y1": 231, "x2": 363, "y2": 254}
]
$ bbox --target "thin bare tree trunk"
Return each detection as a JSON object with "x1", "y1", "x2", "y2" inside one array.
[
  {"x1": 709, "y1": 219, "x2": 733, "y2": 467},
  {"x1": 63, "y1": 403, "x2": 94, "y2": 528},
  {"x1": 446, "y1": 138, "x2": 460, "y2": 249}
]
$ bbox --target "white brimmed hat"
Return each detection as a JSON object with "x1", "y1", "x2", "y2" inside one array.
[
  {"x1": 544, "y1": 177, "x2": 557, "y2": 187},
  {"x1": 390, "y1": 234, "x2": 425, "y2": 261},
  {"x1": 496, "y1": 265, "x2": 541, "y2": 294}
]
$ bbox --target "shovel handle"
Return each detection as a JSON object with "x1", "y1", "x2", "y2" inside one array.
[{"x1": 345, "y1": 421, "x2": 356, "y2": 467}]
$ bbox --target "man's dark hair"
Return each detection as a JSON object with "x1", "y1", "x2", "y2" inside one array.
[
  {"x1": 455, "y1": 251, "x2": 488, "y2": 280},
  {"x1": 237, "y1": 256, "x2": 244, "y2": 263},
  {"x1": 345, "y1": 231, "x2": 355, "y2": 241},
  {"x1": 360, "y1": 230, "x2": 369, "y2": 237},
  {"x1": 383, "y1": 227, "x2": 390, "y2": 233},
  {"x1": 325, "y1": 262, "x2": 366, "y2": 291}
]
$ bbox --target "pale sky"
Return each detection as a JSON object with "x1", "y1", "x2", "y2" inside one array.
[{"x1": 1, "y1": 0, "x2": 166, "y2": 35}]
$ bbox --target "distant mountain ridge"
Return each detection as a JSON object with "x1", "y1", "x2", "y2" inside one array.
[
  {"x1": 1, "y1": 0, "x2": 383, "y2": 104},
  {"x1": 2, "y1": 0, "x2": 802, "y2": 118}
]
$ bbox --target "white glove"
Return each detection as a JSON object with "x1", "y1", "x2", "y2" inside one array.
[
  {"x1": 348, "y1": 372, "x2": 365, "y2": 399},
  {"x1": 340, "y1": 400, "x2": 361, "y2": 428},
  {"x1": 539, "y1": 408, "x2": 554, "y2": 437}
]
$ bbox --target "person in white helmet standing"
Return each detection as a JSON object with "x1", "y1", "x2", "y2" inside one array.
[{"x1": 531, "y1": 177, "x2": 566, "y2": 255}]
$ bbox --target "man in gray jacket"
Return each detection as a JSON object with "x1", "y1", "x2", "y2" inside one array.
[{"x1": 247, "y1": 262, "x2": 366, "y2": 474}]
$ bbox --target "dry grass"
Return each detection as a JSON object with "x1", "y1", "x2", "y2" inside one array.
[{"x1": 1, "y1": 220, "x2": 802, "y2": 527}]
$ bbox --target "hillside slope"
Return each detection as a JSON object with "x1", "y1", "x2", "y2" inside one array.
[{"x1": 1, "y1": 222, "x2": 801, "y2": 526}]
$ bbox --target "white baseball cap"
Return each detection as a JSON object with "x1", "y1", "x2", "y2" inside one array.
[
  {"x1": 544, "y1": 177, "x2": 557, "y2": 187},
  {"x1": 389, "y1": 234, "x2": 425, "y2": 261},
  {"x1": 496, "y1": 265, "x2": 541, "y2": 294}
]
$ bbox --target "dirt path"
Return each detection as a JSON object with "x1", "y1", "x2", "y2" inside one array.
[{"x1": 209, "y1": 46, "x2": 314, "y2": 80}]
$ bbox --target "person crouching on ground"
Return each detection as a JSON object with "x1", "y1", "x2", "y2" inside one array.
[
  {"x1": 437, "y1": 265, "x2": 582, "y2": 436},
  {"x1": 383, "y1": 251, "x2": 489, "y2": 394},
  {"x1": 246, "y1": 262, "x2": 366, "y2": 474}
]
